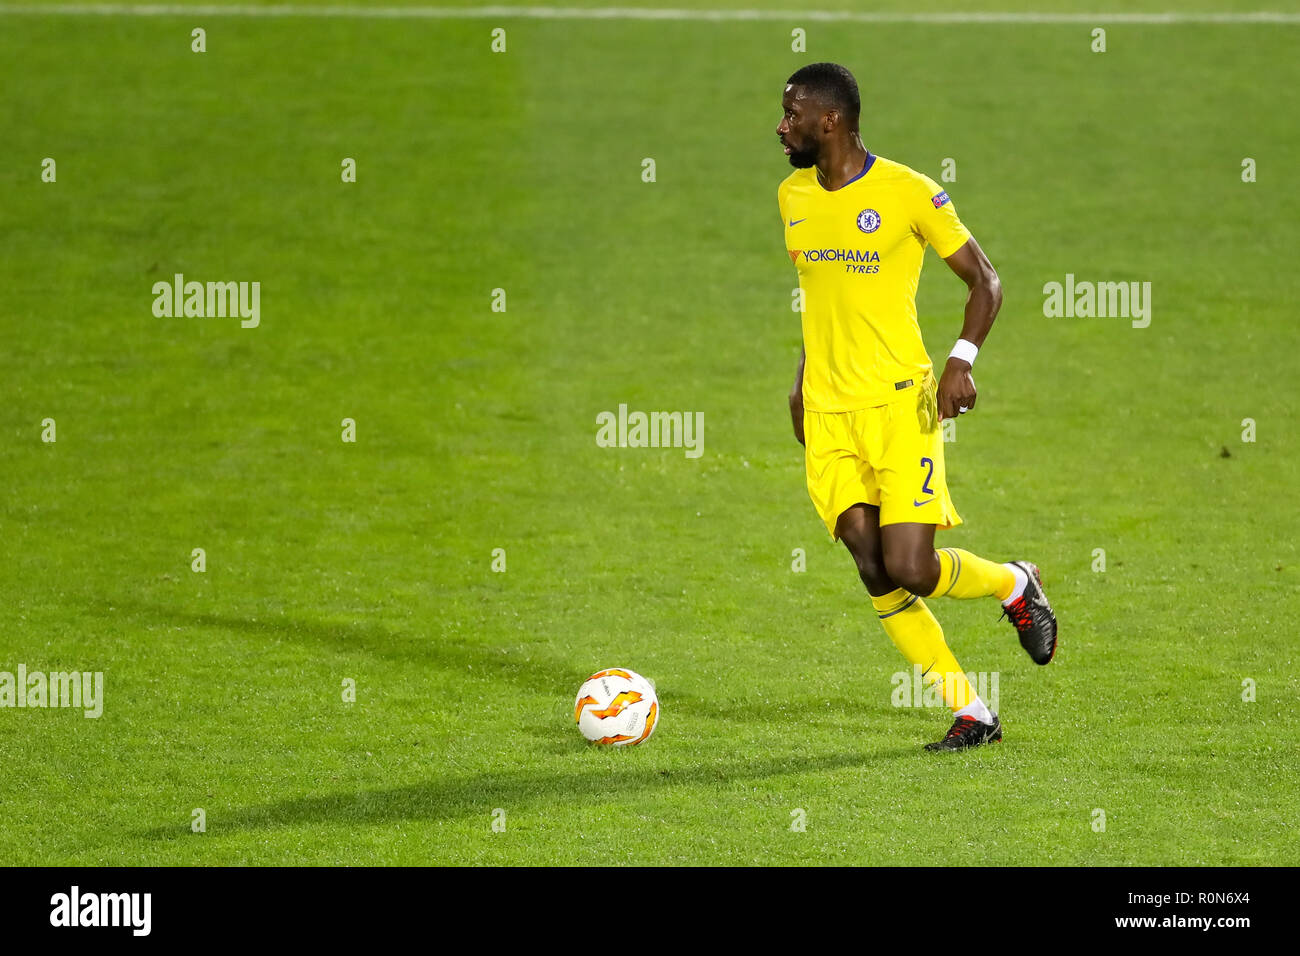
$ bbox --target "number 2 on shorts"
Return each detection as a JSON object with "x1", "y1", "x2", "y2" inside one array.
[{"x1": 919, "y1": 457, "x2": 935, "y2": 496}]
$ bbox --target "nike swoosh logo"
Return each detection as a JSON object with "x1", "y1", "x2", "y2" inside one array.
[
  {"x1": 913, "y1": 497, "x2": 935, "y2": 507},
  {"x1": 788, "y1": 218, "x2": 806, "y2": 227}
]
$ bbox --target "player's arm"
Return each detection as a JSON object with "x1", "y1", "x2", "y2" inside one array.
[
  {"x1": 789, "y1": 347, "x2": 806, "y2": 446},
  {"x1": 779, "y1": 181, "x2": 806, "y2": 446},
  {"x1": 937, "y1": 236, "x2": 1002, "y2": 420}
]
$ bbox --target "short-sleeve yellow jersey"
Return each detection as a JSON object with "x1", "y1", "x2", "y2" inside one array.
[{"x1": 778, "y1": 154, "x2": 971, "y2": 412}]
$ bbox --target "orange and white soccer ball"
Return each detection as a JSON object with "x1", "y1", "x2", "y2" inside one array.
[{"x1": 573, "y1": 668, "x2": 660, "y2": 746}]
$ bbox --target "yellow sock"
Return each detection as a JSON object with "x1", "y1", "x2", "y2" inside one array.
[
  {"x1": 870, "y1": 588, "x2": 976, "y2": 711},
  {"x1": 929, "y1": 548, "x2": 1016, "y2": 601}
]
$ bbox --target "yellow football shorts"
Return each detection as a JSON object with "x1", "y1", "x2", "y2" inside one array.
[{"x1": 804, "y1": 372, "x2": 962, "y2": 539}]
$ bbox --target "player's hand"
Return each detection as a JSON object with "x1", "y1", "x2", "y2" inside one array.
[
  {"x1": 937, "y1": 356, "x2": 977, "y2": 420},
  {"x1": 789, "y1": 390, "x2": 805, "y2": 446}
]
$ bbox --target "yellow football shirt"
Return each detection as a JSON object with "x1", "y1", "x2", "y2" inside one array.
[{"x1": 778, "y1": 154, "x2": 971, "y2": 412}]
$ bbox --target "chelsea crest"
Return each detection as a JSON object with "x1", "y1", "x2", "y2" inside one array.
[{"x1": 856, "y1": 209, "x2": 881, "y2": 233}]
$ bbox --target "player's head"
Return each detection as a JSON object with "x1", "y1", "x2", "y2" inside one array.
[{"x1": 777, "y1": 62, "x2": 861, "y2": 168}]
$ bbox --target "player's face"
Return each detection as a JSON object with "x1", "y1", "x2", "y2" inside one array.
[{"x1": 777, "y1": 85, "x2": 820, "y2": 169}]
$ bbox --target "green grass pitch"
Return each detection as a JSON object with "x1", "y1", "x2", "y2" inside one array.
[{"x1": 1, "y1": 0, "x2": 1298, "y2": 866}]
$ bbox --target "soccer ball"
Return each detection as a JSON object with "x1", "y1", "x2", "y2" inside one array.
[{"x1": 573, "y1": 668, "x2": 660, "y2": 746}]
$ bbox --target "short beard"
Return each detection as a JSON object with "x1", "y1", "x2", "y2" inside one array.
[
  {"x1": 785, "y1": 147, "x2": 816, "y2": 170},
  {"x1": 787, "y1": 144, "x2": 819, "y2": 169}
]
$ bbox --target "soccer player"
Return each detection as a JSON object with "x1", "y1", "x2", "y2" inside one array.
[{"x1": 775, "y1": 63, "x2": 1057, "y2": 751}]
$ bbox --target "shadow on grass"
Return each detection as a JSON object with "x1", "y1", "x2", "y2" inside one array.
[
  {"x1": 91, "y1": 599, "x2": 892, "y2": 723},
  {"x1": 139, "y1": 745, "x2": 917, "y2": 838}
]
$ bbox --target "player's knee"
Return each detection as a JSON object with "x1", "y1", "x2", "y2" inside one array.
[
  {"x1": 884, "y1": 550, "x2": 938, "y2": 596},
  {"x1": 854, "y1": 553, "x2": 892, "y2": 593}
]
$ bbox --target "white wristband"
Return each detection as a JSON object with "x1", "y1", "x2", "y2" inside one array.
[{"x1": 949, "y1": 338, "x2": 979, "y2": 366}]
